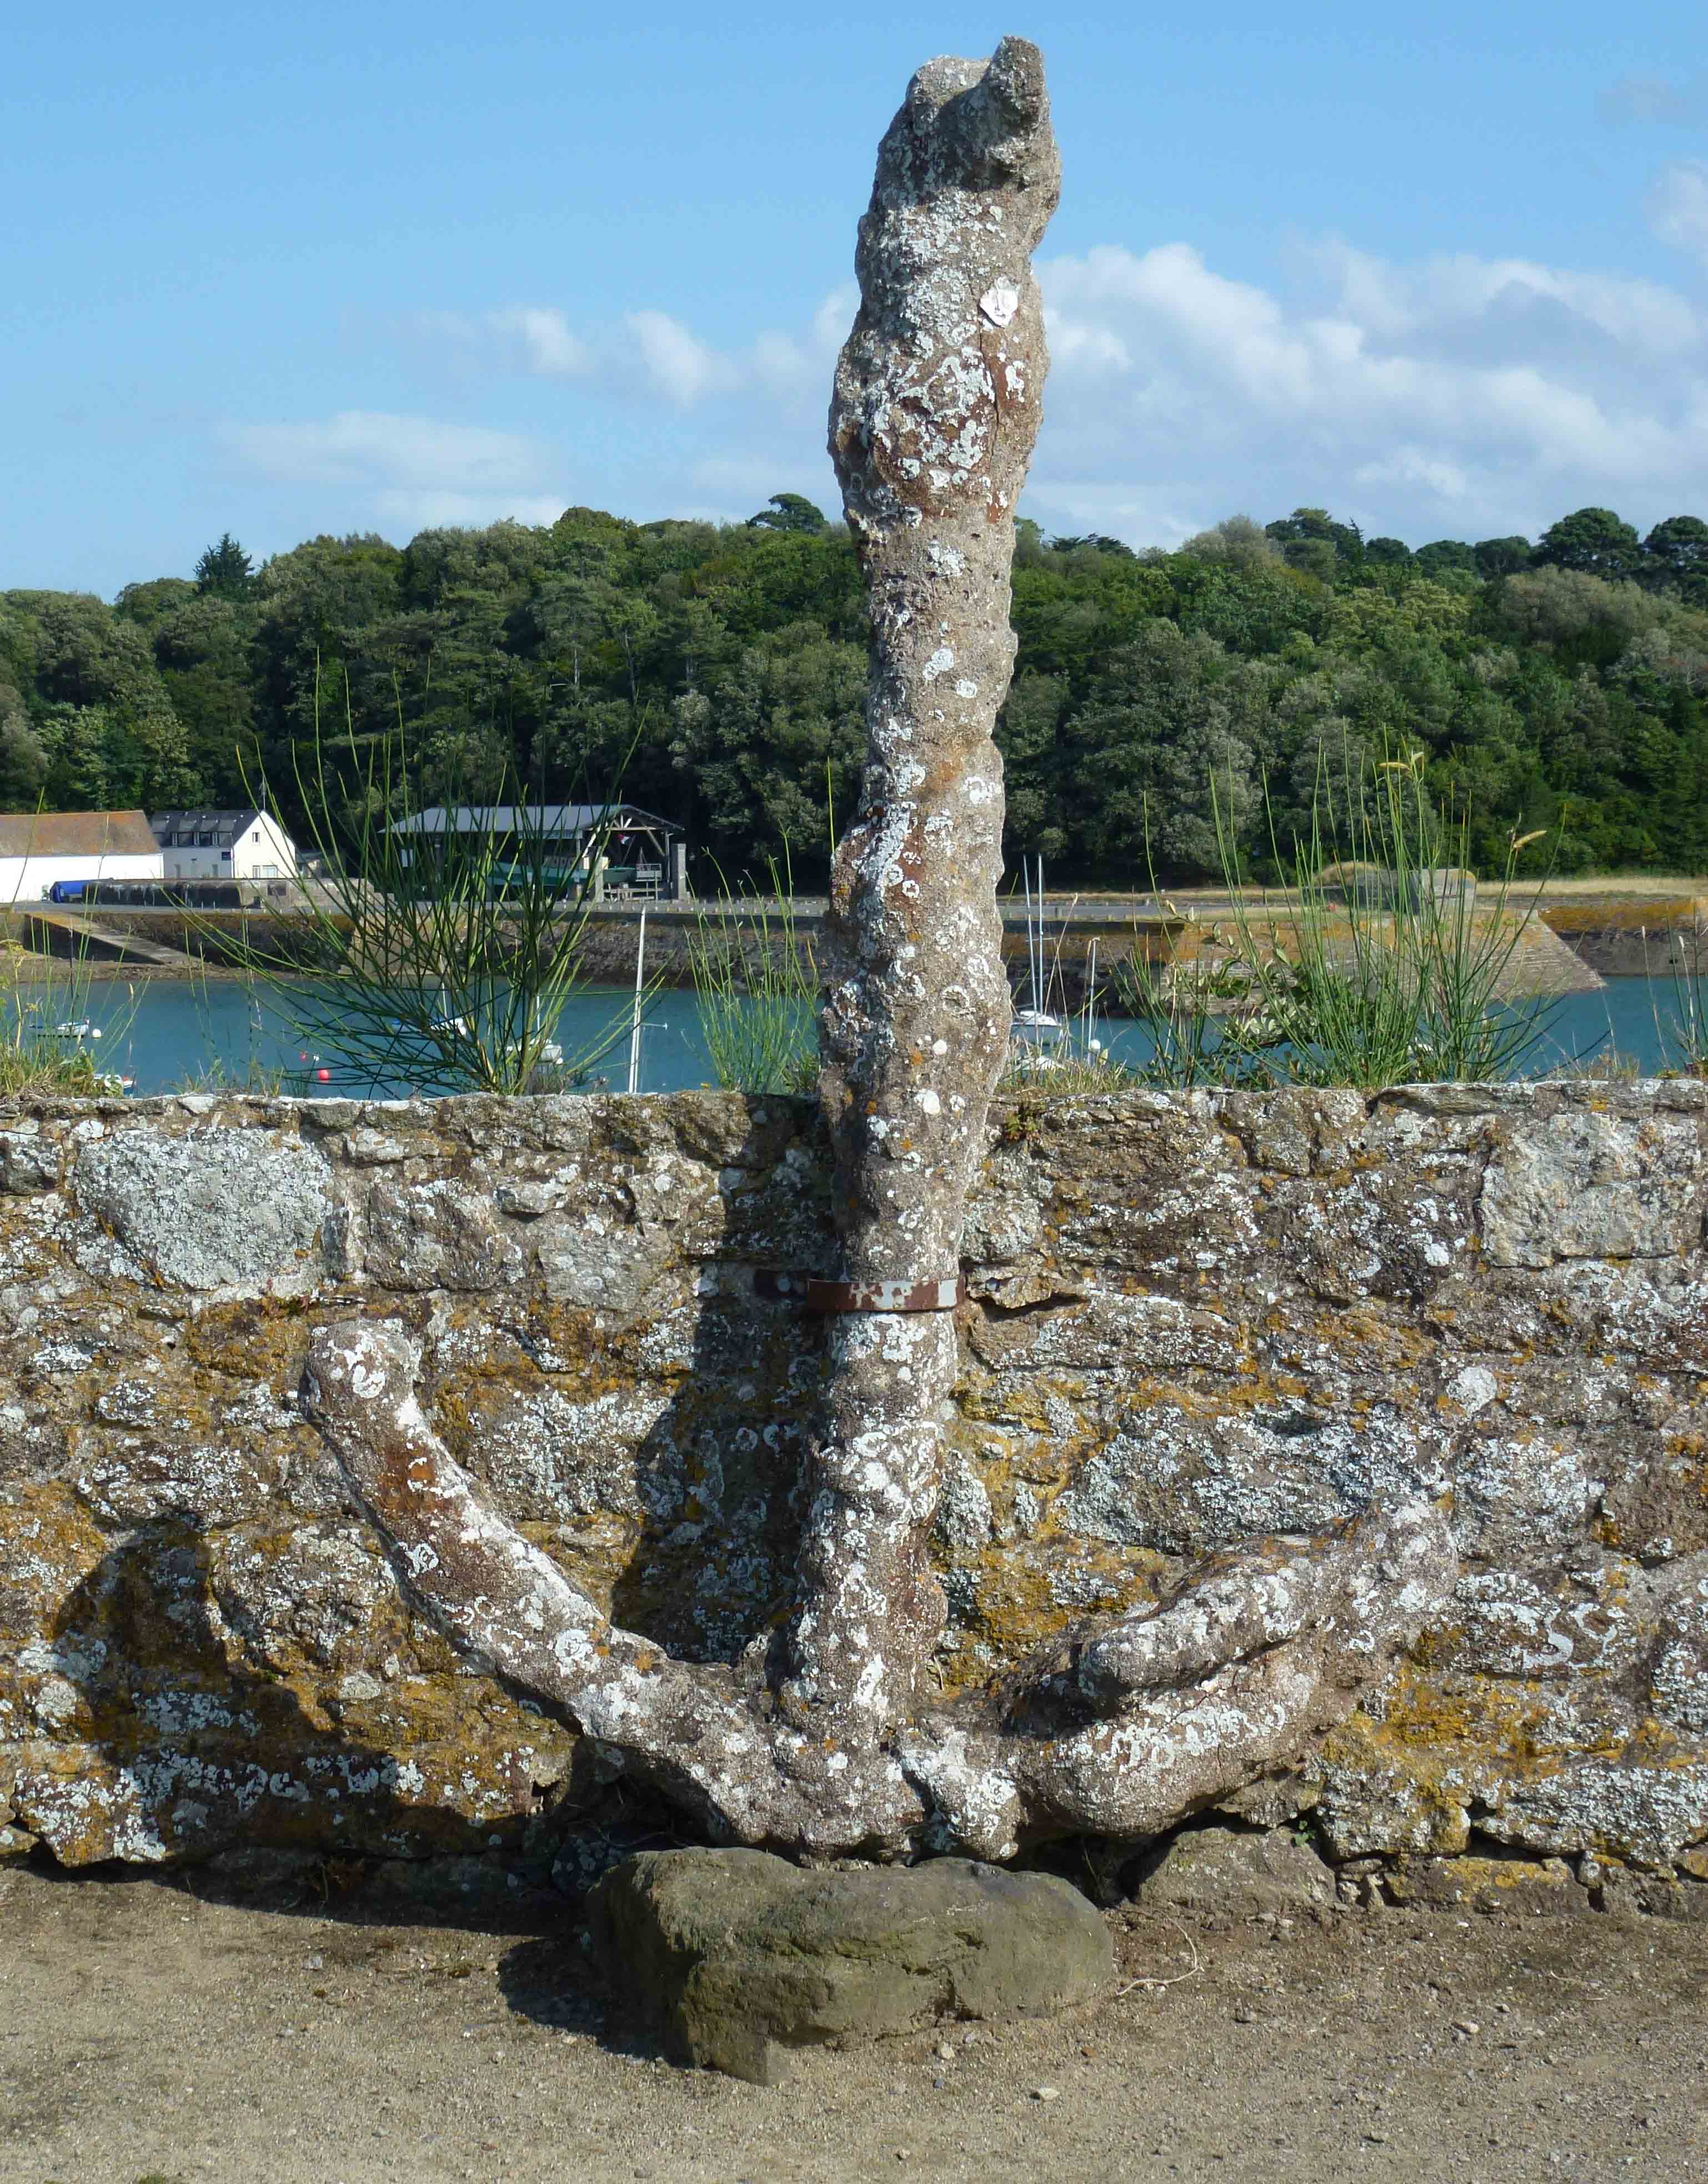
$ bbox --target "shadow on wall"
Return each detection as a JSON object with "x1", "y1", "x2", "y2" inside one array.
[
  {"x1": 33, "y1": 1524, "x2": 432, "y2": 1870},
  {"x1": 12, "y1": 1150, "x2": 847, "y2": 1906}
]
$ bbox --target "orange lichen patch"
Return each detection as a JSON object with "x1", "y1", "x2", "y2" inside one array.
[
  {"x1": 1540, "y1": 897, "x2": 1706, "y2": 936},
  {"x1": 1343, "y1": 1661, "x2": 1580, "y2": 1775},
  {"x1": 1623, "y1": 1715, "x2": 1708, "y2": 1767},
  {"x1": 1384, "y1": 1853, "x2": 1583, "y2": 1912},
  {"x1": 183, "y1": 1301, "x2": 314, "y2": 1382},
  {"x1": 929, "y1": 1535, "x2": 1167, "y2": 1696},
  {"x1": 0, "y1": 1483, "x2": 110, "y2": 1617}
]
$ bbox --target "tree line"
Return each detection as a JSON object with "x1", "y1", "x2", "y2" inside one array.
[{"x1": 3, "y1": 494, "x2": 1706, "y2": 884}]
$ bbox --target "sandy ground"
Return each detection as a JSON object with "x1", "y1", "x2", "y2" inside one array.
[{"x1": 2, "y1": 1861, "x2": 1704, "y2": 2184}]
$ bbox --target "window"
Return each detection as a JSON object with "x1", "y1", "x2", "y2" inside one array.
[
  {"x1": 198, "y1": 833, "x2": 214, "y2": 847},
  {"x1": 220, "y1": 850, "x2": 231, "y2": 862}
]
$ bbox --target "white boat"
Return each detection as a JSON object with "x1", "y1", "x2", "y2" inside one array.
[{"x1": 50, "y1": 1020, "x2": 102, "y2": 1040}]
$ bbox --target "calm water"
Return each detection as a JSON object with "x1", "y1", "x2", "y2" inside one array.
[{"x1": 9, "y1": 974, "x2": 1704, "y2": 1099}]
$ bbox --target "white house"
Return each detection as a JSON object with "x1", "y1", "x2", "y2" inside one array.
[
  {"x1": 150, "y1": 808, "x2": 299, "y2": 882},
  {"x1": 0, "y1": 810, "x2": 165, "y2": 904}
]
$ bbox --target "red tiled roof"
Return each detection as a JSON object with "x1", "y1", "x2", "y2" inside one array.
[{"x1": 0, "y1": 810, "x2": 160, "y2": 859}]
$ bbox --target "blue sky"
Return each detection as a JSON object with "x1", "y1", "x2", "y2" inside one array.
[{"x1": 5, "y1": 2, "x2": 1707, "y2": 593}]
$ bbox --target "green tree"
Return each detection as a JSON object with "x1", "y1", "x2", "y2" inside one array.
[
  {"x1": 1473, "y1": 536, "x2": 1533, "y2": 578},
  {"x1": 1178, "y1": 514, "x2": 1282, "y2": 573},
  {"x1": 0, "y1": 696, "x2": 47, "y2": 805},
  {"x1": 1416, "y1": 539, "x2": 1476, "y2": 580},
  {"x1": 1643, "y1": 515, "x2": 1708, "y2": 600},
  {"x1": 1058, "y1": 622, "x2": 1269, "y2": 880},
  {"x1": 668, "y1": 621, "x2": 866, "y2": 882},
  {"x1": 995, "y1": 671, "x2": 1068, "y2": 859},
  {"x1": 746, "y1": 493, "x2": 829, "y2": 533},
  {"x1": 1534, "y1": 507, "x2": 1641, "y2": 583},
  {"x1": 1266, "y1": 507, "x2": 1365, "y2": 573},
  {"x1": 194, "y1": 533, "x2": 256, "y2": 600}
]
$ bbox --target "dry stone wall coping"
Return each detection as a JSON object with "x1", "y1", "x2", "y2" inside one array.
[{"x1": 2, "y1": 1082, "x2": 1707, "y2": 1883}]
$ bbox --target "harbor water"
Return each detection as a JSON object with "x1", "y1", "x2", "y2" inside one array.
[{"x1": 8, "y1": 974, "x2": 1706, "y2": 1099}]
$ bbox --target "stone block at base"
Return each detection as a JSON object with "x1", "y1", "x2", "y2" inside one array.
[
  {"x1": 1132, "y1": 1823, "x2": 1336, "y2": 1920},
  {"x1": 1386, "y1": 1853, "x2": 1589, "y2": 1915},
  {"x1": 587, "y1": 1848, "x2": 1114, "y2": 2083}
]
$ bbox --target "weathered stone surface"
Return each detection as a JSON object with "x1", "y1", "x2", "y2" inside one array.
[
  {"x1": 1385, "y1": 1852, "x2": 1588, "y2": 1915},
  {"x1": 776, "y1": 36, "x2": 1060, "y2": 1762},
  {"x1": 0, "y1": 1125, "x2": 61, "y2": 1195},
  {"x1": 1592, "y1": 1861, "x2": 1708, "y2": 1922},
  {"x1": 1479, "y1": 1105, "x2": 1706, "y2": 1268},
  {"x1": 3, "y1": 1081, "x2": 1708, "y2": 1873},
  {"x1": 1131, "y1": 1823, "x2": 1335, "y2": 1920},
  {"x1": 588, "y1": 1848, "x2": 1112, "y2": 2082},
  {"x1": 72, "y1": 1121, "x2": 333, "y2": 1293}
]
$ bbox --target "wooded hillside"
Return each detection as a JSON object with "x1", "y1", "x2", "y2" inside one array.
[{"x1": 3, "y1": 498, "x2": 1705, "y2": 884}]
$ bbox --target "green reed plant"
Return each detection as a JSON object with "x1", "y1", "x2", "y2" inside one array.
[
  {"x1": 1206, "y1": 745, "x2": 1559, "y2": 1091},
  {"x1": 686, "y1": 851, "x2": 818, "y2": 1095},
  {"x1": 223, "y1": 664, "x2": 650, "y2": 1095},
  {"x1": 1108, "y1": 807, "x2": 1281, "y2": 1089},
  {"x1": 0, "y1": 947, "x2": 137, "y2": 1095},
  {"x1": 1645, "y1": 919, "x2": 1708, "y2": 1076},
  {"x1": 1110, "y1": 907, "x2": 1279, "y2": 1089}
]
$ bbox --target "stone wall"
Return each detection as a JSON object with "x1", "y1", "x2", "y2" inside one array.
[{"x1": 3, "y1": 1083, "x2": 1707, "y2": 1892}]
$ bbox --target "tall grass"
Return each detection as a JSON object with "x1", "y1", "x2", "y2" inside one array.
[
  {"x1": 1114, "y1": 746, "x2": 1560, "y2": 1091},
  {"x1": 1646, "y1": 918, "x2": 1708, "y2": 1076},
  {"x1": 222, "y1": 667, "x2": 649, "y2": 1096},
  {"x1": 686, "y1": 854, "x2": 818, "y2": 1095},
  {"x1": 1110, "y1": 909, "x2": 1272, "y2": 1088},
  {"x1": 1206, "y1": 747, "x2": 1559, "y2": 1089},
  {"x1": 0, "y1": 947, "x2": 135, "y2": 1096}
]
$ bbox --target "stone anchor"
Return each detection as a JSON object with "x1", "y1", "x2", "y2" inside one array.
[{"x1": 303, "y1": 36, "x2": 1454, "y2": 1894}]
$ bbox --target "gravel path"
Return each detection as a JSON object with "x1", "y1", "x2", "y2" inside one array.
[{"x1": 3, "y1": 1861, "x2": 1705, "y2": 2183}]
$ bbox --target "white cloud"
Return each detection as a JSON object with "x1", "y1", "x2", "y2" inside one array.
[
  {"x1": 224, "y1": 410, "x2": 545, "y2": 489},
  {"x1": 221, "y1": 411, "x2": 569, "y2": 532},
  {"x1": 813, "y1": 286, "x2": 859, "y2": 353},
  {"x1": 247, "y1": 219, "x2": 1708, "y2": 554},
  {"x1": 1310, "y1": 241, "x2": 1700, "y2": 354},
  {"x1": 1649, "y1": 163, "x2": 1708, "y2": 265},
  {"x1": 1031, "y1": 237, "x2": 1708, "y2": 544},
  {"x1": 1352, "y1": 449, "x2": 1472, "y2": 502},
  {"x1": 486, "y1": 307, "x2": 593, "y2": 377},
  {"x1": 412, "y1": 286, "x2": 859, "y2": 415},
  {"x1": 625, "y1": 309, "x2": 737, "y2": 407}
]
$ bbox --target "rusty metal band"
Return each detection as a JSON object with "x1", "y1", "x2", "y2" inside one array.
[{"x1": 754, "y1": 1271, "x2": 966, "y2": 1313}]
